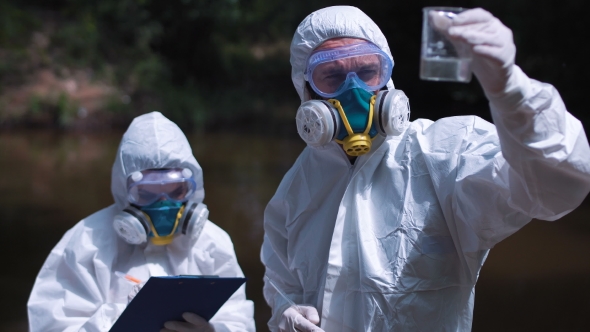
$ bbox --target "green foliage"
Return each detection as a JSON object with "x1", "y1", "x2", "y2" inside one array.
[
  {"x1": 52, "y1": 14, "x2": 100, "y2": 68},
  {"x1": 26, "y1": 92, "x2": 79, "y2": 128},
  {"x1": 1, "y1": 0, "x2": 588, "y2": 130},
  {"x1": 56, "y1": 92, "x2": 78, "y2": 126},
  {"x1": 156, "y1": 83, "x2": 208, "y2": 130},
  {"x1": 131, "y1": 54, "x2": 168, "y2": 90},
  {"x1": 28, "y1": 94, "x2": 43, "y2": 115},
  {"x1": 1, "y1": 0, "x2": 326, "y2": 130},
  {"x1": 0, "y1": 1, "x2": 39, "y2": 49},
  {"x1": 104, "y1": 95, "x2": 132, "y2": 115}
]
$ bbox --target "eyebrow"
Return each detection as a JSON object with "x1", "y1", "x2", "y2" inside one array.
[
  {"x1": 318, "y1": 62, "x2": 380, "y2": 76},
  {"x1": 318, "y1": 62, "x2": 346, "y2": 75},
  {"x1": 358, "y1": 63, "x2": 380, "y2": 70}
]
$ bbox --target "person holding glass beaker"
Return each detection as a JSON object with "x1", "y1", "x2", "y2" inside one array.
[{"x1": 260, "y1": 5, "x2": 590, "y2": 332}]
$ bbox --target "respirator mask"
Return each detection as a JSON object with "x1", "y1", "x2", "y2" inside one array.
[
  {"x1": 113, "y1": 168, "x2": 208, "y2": 245},
  {"x1": 296, "y1": 42, "x2": 410, "y2": 156}
]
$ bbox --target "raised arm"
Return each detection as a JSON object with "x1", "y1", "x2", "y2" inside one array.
[
  {"x1": 450, "y1": 8, "x2": 590, "y2": 218},
  {"x1": 423, "y1": 9, "x2": 590, "y2": 252}
]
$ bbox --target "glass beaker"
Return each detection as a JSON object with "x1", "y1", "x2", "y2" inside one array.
[{"x1": 420, "y1": 7, "x2": 472, "y2": 83}]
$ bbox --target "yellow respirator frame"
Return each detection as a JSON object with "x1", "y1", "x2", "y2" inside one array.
[
  {"x1": 329, "y1": 95, "x2": 377, "y2": 157},
  {"x1": 143, "y1": 205, "x2": 185, "y2": 246}
]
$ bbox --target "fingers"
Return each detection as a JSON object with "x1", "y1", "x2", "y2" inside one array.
[
  {"x1": 182, "y1": 312, "x2": 208, "y2": 326},
  {"x1": 432, "y1": 7, "x2": 510, "y2": 55},
  {"x1": 294, "y1": 306, "x2": 323, "y2": 332},
  {"x1": 429, "y1": 11, "x2": 453, "y2": 32},
  {"x1": 162, "y1": 313, "x2": 211, "y2": 332},
  {"x1": 293, "y1": 314, "x2": 325, "y2": 332},
  {"x1": 163, "y1": 320, "x2": 195, "y2": 332},
  {"x1": 452, "y1": 8, "x2": 495, "y2": 26},
  {"x1": 448, "y1": 8, "x2": 512, "y2": 49},
  {"x1": 449, "y1": 27, "x2": 502, "y2": 46},
  {"x1": 299, "y1": 306, "x2": 320, "y2": 325},
  {"x1": 280, "y1": 306, "x2": 323, "y2": 332}
]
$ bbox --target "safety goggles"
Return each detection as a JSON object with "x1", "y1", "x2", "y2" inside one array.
[
  {"x1": 305, "y1": 42, "x2": 393, "y2": 98},
  {"x1": 126, "y1": 168, "x2": 197, "y2": 206}
]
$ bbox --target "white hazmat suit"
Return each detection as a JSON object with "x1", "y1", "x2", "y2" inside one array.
[
  {"x1": 261, "y1": 6, "x2": 590, "y2": 332},
  {"x1": 28, "y1": 112, "x2": 255, "y2": 332}
]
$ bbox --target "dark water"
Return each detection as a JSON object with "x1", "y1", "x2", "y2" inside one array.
[{"x1": 0, "y1": 130, "x2": 589, "y2": 331}]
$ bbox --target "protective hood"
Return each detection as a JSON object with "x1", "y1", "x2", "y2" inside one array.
[
  {"x1": 111, "y1": 112, "x2": 204, "y2": 210},
  {"x1": 291, "y1": 5, "x2": 395, "y2": 102}
]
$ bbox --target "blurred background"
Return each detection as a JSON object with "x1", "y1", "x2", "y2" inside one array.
[{"x1": 1, "y1": 0, "x2": 589, "y2": 331}]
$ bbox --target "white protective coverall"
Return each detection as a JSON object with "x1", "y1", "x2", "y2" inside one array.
[
  {"x1": 261, "y1": 6, "x2": 590, "y2": 332},
  {"x1": 28, "y1": 112, "x2": 255, "y2": 332}
]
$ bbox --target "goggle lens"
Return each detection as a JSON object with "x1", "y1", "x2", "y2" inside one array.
[
  {"x1": 306, "y1": 42, "x2": 393, "y2": 98},
  {"x1": 311, "y1": 54, "x2": 387, "y2": 94},
  {"x1": 126, "y1": 168, "x2": 197, "y2": 206}
]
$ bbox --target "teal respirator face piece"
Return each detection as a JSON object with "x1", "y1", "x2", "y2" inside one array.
[
  {"x1": 331, "y1": 73, "x2": 379, "y2": 141},
  {"x1": 140, "y1": 200, "x2": 183, "y2": 238}
]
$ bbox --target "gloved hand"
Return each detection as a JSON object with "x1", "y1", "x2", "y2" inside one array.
[
  {"x1": 160, "y1": 312, "x2": 215, "y2": 332},
  {"x1": 278, "y1": 305, "x2": 325, "y2": 332},
  {"x1": 447, "y1": 8, "x2": 517, "y2": 97},
  {"x1": 127, "y1": 281, "x2": 146, "y2": 304}
]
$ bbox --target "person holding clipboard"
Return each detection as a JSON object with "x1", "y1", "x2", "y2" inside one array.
[{"x1": 27, "y1": 112, "x2": 255, "y2": 332}]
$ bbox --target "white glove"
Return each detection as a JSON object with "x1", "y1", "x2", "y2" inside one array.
[
  {"x1": 447, "y1": 8, "x2": 517, "y2": 97},
  {"x1": 278, "y1": 305, "x2": 325, "y2": 332},
  {"x1": 160, "y1": 312, "x2": 215, "y2": 332}
]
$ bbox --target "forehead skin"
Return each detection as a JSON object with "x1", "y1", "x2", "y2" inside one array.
[
  {"x1": 314, "y1": 37, "x2": 379, "y2": 75},
  {"x1": 315, "y1": 54, "x2": 380, "y2": 74},
  {"x1": 313, "y1": 38, "x2": 376, "y2": 76}
]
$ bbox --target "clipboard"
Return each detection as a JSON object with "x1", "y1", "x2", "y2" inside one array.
[{"x1": 109, "y1": 276, "x2": 247, "y2": 332}]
